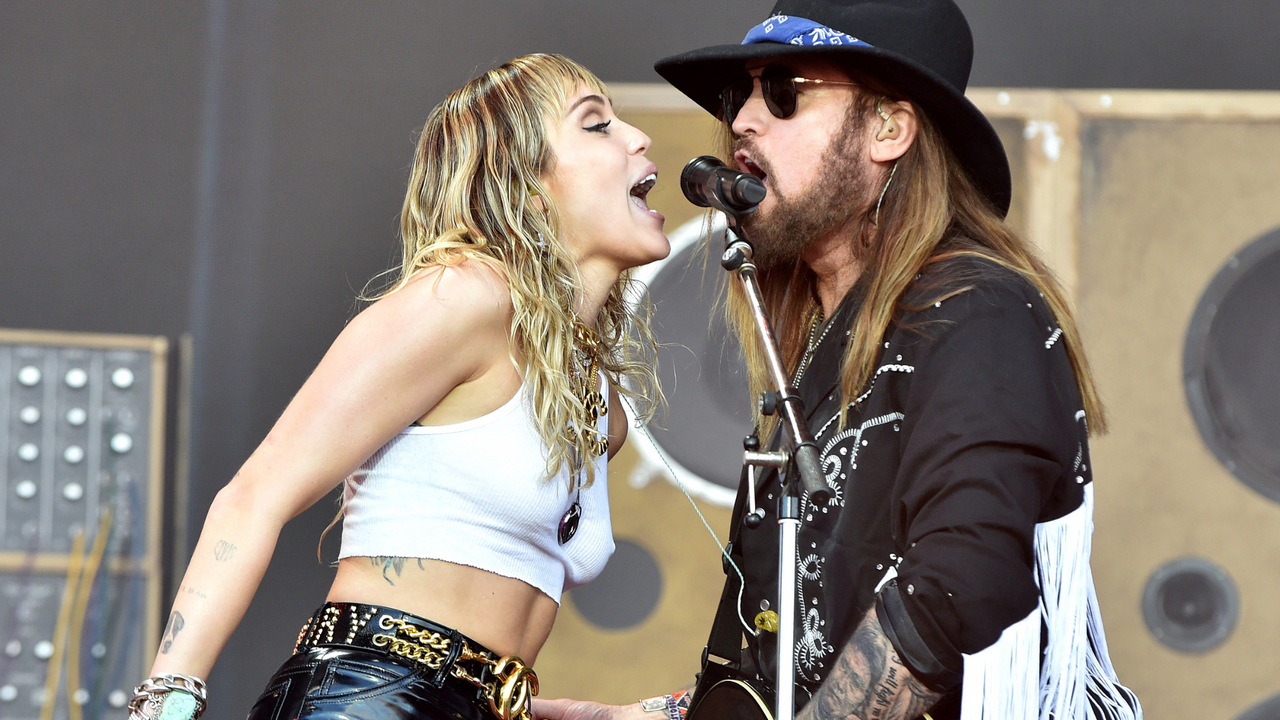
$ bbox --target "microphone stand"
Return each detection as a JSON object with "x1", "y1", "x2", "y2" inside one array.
[
  {"x1": 718, "y1": 213, "x2": 831, "y2": 720},
  {"x1": 679, "y1": 156, "x2": 830, "y2": 720}
]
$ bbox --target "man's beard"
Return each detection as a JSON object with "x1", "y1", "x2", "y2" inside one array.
[{"x1": 738, "y1": 112, "x2": 873, "y2": 272}]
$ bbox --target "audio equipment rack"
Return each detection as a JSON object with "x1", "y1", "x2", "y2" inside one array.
[{"x1": 0, "y1": 328, "x2": 167, "y2": 720}]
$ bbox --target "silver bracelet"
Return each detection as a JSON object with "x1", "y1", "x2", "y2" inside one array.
[
  {"x1": 639, "y1": 694, "x2": 683, "y2": 720},
  {"x1": 639, "y1": 696, "x2": 668, "y2": 714},
  {"x1": 129, "y1": 674, "x2": 208, "y2": 720}
]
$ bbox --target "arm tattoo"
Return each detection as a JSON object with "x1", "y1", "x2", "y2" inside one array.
[
  {"x1": 180, "y1": 584, "x2": 209, "y2": 600},
  {"x1": 370, "y1": 556, "x2": 425, "y2": 586},
  {"x1": 214, "y1": 540, "x2": 237, "y2": 562},
  {"x1": 799, "y1": 608, "x2": 941, "y2": 720},
  {"x1": 160, "y1": 611, "x2": 185, "y2": 654}
]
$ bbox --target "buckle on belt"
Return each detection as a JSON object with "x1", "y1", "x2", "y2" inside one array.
[{"x1": 452, "y1": 644, "x2": 539, "y2": 720}]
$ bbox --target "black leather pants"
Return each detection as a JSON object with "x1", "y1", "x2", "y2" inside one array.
[{"x1": 245, "y1": 645, "x2": 489, "y2": 720}]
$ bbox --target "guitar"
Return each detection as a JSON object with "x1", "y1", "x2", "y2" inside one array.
[
  {"x1": 686, "y1": 678, "x2": 773, "y2": 720},
  {"x1": 686, "y1": 675, "x2": 937, "y2": 720}
]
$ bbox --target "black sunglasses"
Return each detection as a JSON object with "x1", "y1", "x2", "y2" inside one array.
[{"x1": 720, "y1": 65, "x2": 859, "y2": 123}]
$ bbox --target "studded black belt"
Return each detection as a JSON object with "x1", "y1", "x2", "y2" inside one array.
[{"x1": 294, "y1": 602, "x2": 539, "y2": 720}]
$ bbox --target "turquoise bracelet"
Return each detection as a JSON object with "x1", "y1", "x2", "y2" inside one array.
[
  {"x1": 128, "y1": 674, "x2": 207, "y2": 720},
  {"x1": 156, "y1": 690, "x2": 199, "y2": 720}
]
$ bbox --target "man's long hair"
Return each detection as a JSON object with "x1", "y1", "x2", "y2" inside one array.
[{"x1": 719, "y1": 77, "x2": 1105, "y2": 434}]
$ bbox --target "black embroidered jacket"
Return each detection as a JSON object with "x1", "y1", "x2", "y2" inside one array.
[{"x1": 731, "y1": 256, "x2": 1090, "y2": 709}]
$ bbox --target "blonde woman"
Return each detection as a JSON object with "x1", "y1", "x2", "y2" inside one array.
[{"x1": 128, "y1": 54, "x2": 668, "y2": 720}]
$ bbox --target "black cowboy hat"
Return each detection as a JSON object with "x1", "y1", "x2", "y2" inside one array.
[{"x1": 654, "y1": 0, "x2": 1011, "y2": 216}]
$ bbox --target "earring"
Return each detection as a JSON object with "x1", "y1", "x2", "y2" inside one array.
[
  {"x1": 529, "y1": 182, "x2": 548, "y2": 251},
  {"x1": 873, "y1": 161, "x2": 899, "y2": 228},
  {"x1": 875, "y1": 98, "x2": 900, "y2": 141}
]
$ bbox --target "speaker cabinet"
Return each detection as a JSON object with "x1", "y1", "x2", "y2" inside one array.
[
  {"x1": 1057, "y1": 90, "x2": 1280, "y2": 720},
  {"x1": 534, "y1": 86, "x2": 1280, "y2": 719},
  {"x1": 924, "y1": 88, "x2": 1280, "y2": 718}
]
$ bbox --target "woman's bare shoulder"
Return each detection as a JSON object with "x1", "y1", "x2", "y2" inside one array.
[
  {"x1": 358, "y1": 260, "x2": 512, "y2": 337},
  {"x1": 400, "y1": 259, "x2": 510, "y2": 314}
]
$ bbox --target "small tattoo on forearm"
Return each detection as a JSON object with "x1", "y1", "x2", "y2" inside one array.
[
  {"x1": 214, "y1": 540, "x2": 237, "y2": 562},
  {"x1": 160, "y1": 611, "x2": 185, "y2": 654},
  {"x1": 370, "y1": 556, "x2": 425, "y2": 586},
  {"x1": 179, "y1": 583, "x2": 208, "y2": 600}
]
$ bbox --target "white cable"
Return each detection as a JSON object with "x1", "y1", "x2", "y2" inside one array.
[{"x1": 622, "y1": 397, "x2": 758, "y2": 637}]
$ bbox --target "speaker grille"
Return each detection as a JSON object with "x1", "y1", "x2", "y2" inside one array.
[
  {"x1": 1141, "y1": 556, "x2": 1238, "y2": 653},
  {"x1": 1184, "y1": 227, "x2": 1280, "y2": 503},
  {"x1": 568, "y1": 539, "x2": 663, "y2": 630},
  {"x1": 1236, "y1": 692, "x2": 1280, "y2": 720}
]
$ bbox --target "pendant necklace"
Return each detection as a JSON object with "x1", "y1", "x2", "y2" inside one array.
[
  {"x1": 558, "y1": 486, "x2": 582, "y2": 545},
  {"x1": 559, "y1": 320, "x2": 607, "y2": 546}
]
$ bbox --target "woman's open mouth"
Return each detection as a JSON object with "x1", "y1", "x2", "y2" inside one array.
[{"x1": 630, "y1": 172, "x2": 658, "y2": 214}]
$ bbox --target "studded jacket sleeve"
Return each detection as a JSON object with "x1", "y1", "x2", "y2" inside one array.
[{"x1": 878, "y1": 264, "x2": 1089, "y2": 686}]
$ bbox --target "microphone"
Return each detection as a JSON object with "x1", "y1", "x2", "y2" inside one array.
[{"x1": 680, "y1": 156, "x2": 766, "y2": 214}]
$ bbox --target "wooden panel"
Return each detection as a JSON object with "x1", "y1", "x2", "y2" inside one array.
[
  {"x1": 1076, "y1": 113, "x2": 1280, "y2": 720},
  {"x1": 971, "y1": 89, "x2": 1083, "y2": 299},
  {"x1": 551, "y1": 85, "x2": 1280, "y2": 718}
]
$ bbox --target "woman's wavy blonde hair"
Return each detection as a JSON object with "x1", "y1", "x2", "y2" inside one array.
[{"x1": 373, "y1": 53, "x2": 660, "y2": 488}]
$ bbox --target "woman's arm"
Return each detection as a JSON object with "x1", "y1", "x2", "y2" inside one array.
[{"x1": 146, "y1": 264, "x2": 513, "y2": 679}]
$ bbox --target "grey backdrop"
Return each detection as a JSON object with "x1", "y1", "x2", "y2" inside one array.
[{"x1": 3, "y1": 2, "x2": 1279, "y2": 718}]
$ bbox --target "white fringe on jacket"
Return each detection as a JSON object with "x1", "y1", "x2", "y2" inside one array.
[{"x1": 959, "y1": 484, "x2": 1142, "y2": 719}]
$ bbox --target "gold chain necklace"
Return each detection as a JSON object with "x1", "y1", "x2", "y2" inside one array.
[
  {"x1": 567, "y1": 320, "x2": 609, "y2": 459},
  {"x1": 554, "y1": 321, "x2": 608, "y2": 545}
]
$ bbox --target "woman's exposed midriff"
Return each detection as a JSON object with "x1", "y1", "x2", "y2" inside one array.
[{"x1": 326, "y1": 556, "x2": 559, "y2": 664}]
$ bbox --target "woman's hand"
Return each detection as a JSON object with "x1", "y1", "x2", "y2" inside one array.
[{"x1": 533, "y1": 698, "x2": 650, "y2": 720}]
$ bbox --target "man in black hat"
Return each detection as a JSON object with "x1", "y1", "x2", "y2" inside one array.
[{"x1": 537, "y1": 2, "x2": 1141, "y2": 719}]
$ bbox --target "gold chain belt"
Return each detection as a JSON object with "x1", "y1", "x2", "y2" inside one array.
[{"x1": 296, "y1": 605, "x2": 539, "y2": 720}]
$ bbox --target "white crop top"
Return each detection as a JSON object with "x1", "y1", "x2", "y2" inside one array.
[{"x1": 337, "y1": 377, "x2": 613, "y2": 604}]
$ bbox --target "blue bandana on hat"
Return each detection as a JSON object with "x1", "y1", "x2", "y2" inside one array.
[
  {"x1": 654, "y1": 0, "x2": 1015, "y2": 216},
  {"x1": 741, "y1": 15, "x2": 874, "y2": 48}
]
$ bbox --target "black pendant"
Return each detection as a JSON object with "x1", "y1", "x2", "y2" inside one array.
[{"x1": 558, "y1": 501, "x2": 581, "y2": 545}]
